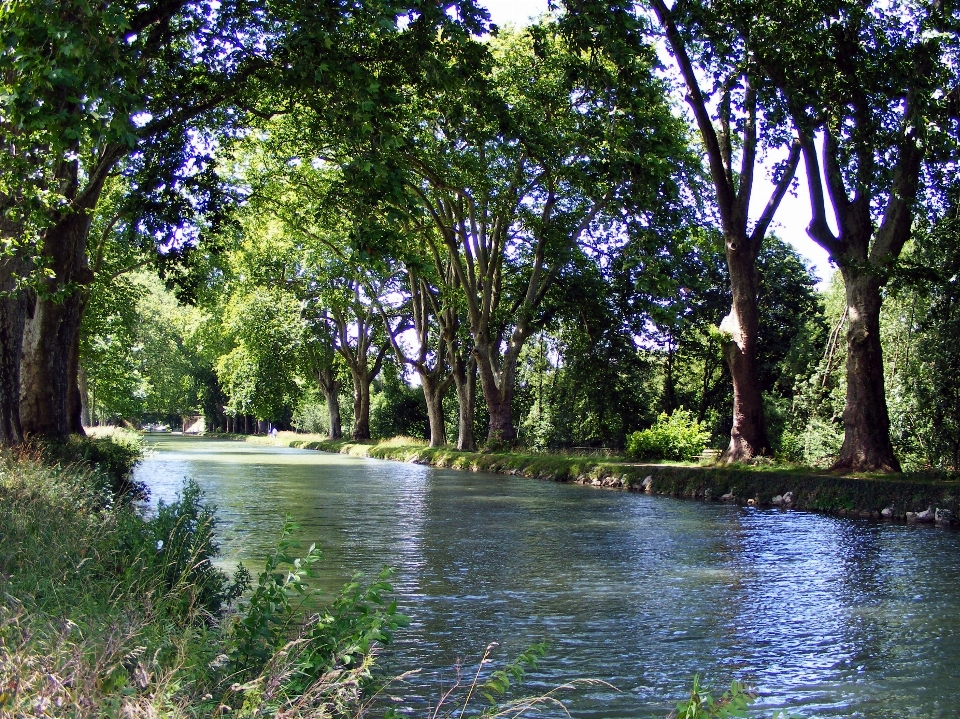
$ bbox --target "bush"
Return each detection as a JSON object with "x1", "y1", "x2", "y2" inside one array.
[
  {"x1": 37, "y1": 428, "x2": 145, "y2": 499},
  {"x1": 625, "y1": 409, "x2": 710, "y2": 461},
  {"x1": 114, "y1": 479, "x2": 248, "y2": 618},
  {"x1": 777, "y1": 418, "x2": 843, "y2": 467}
]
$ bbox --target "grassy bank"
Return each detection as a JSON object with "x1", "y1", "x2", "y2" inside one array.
[
  {"x1": 0, "y1": 431, "x2": 413, "y2": 718},
  {"x1": 249, "y1": 433, "x2": 960, "y2": 523},
  {"x1": 0, "y1": 430, "x2": 802, "y2": 717}
]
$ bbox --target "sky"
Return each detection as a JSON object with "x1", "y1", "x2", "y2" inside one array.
[{"x1": 478, "y1": 0, "x2": 835, "y2": 286}]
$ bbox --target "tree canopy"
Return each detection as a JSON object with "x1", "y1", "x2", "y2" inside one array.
[{"x1": 2, "y1": 0, "x2": 958, "y2": 474}]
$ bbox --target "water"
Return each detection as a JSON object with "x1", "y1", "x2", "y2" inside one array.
[{"x1": 135, "y1": 436, "x2": 960, "y2": 718}]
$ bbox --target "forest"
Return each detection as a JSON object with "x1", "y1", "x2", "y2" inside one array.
[{"x1": 3, "y1": 0, "x2": 960, "y2": 474}]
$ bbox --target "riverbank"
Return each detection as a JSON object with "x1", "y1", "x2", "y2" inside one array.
[
  {"x1": 247, "y1": 433, "x2": 960, "y2": 523},
  {"x1": 0, "y1": 431, "x2": 407, "y2": 717}
]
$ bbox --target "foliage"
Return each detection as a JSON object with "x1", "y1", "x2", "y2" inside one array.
[
  {"x1": 881, "y1": 212, "x2": 960, "y2": 471},
  {"x1": 216, "y1": 287, "x2": 306, "y2": 423},
  {"x1": 35, "y1": 428, "x2": 144, "y2": 498},
  {"x1": 0, "y1": 438, "x2": 414, "y2": 718},
  {"x1": 626, "y1": 409, "x2": 711, "y2": 461},
  {"x1": 370, "y1": 364, "x2": 429, "y2": 440},
  {"x1": 138, "y1": 480, "x2": 246, "y2": 616},
  {"x1": 669, "y1": 676, "x2": 757, "y2": 719},
  {"x1": 81, "y1": 272, "x2": 218, "y2": 425}
]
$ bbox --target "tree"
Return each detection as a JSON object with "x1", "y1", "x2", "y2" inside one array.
[
  {"x1": 1, "y1": 0, "x2": 269, "y2": 439},
  {"x1": 646, "y1": 0, "x2": 801, "y2": 461},
  {"x1": 380, "y1": 266, "x2": 455, "y2": 447},
  {"x1": 396, "y1": 23, "x2": 687, "y2": 442},
  {"x1": 0, "y1": 0, "x2": 493, "y2": 443},
  {"x1": 892, "y1": 206, "x2": 960, "y2": 471},
  {"x1": 742, "y1": 0, "x2": 959, "y2": 471},
  {"x1": 216, "y1": 289, "x2": 304, "y2": 426}
]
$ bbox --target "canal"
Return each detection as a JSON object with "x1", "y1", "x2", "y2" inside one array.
[{"x1": 134, "y1": 436, "x2": 960, "y2": 717}]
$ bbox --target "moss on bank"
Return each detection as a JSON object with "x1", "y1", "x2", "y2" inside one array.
[{"x1": 250, "y1": 433, "x2": 960, "y2": 522}]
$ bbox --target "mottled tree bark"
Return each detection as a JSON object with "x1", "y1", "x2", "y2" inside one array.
[
  {"x1": 20, "y1": 227, "x2": 92, "y2": 438},
  {"x1": 720, "y1": 244, "x2": 770, "y2": 460},
  {"x1": 19, "y1": 149, "x2": 115, "y2": 439},
  {"x1": 66, "y1": 327, "x2": 85, "y2": 435},
  {"x1": 318, "y1": 367, "x2": 342, "y2": 440},
  {"x1": 0, "y1": 206, "x2": 30, "y2": 445},
  {"x1": 421, "y1": 372, "x2": 452, "y2": 448},
  {"x1": 833, "y1": 268, "x2": 900, "y2": 472},
  {"x1": 474, "y1": 333, "x2": 520, "y2": 443},
  {"x1": 652, "y1": 0, "x2": 799, "y2": 464},
  {"x1": 350, "y1": 369, "x2": 373, "y2": 441},
  {"x1": 449, "y1": 343, "x2": 476, "y2": 451},
  {"x1": 0, "y1": 269, "x2": 28, "y2": 446},
  {"x1": 793, "y1": 109, "x2": 923, "y2": 472},
  {"x1": 330, "y1": 298, "x2": 386, "y2": 443}
]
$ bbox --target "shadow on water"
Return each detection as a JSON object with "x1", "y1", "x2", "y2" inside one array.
[{"x1": 136, "y1": 436, "x2": 960, "y2": 718}]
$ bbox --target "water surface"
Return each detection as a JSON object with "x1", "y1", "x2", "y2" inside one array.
[{"x1": 135, "y1": 436, "x2": 960, "y2": 718}]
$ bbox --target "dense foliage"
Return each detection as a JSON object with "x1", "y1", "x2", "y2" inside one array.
[{"x1": 2, "y1": 0, "x2": 957, "y2": 472}]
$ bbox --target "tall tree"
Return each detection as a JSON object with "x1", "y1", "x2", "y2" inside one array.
[
  {"x1": 396, "y1": 23, "x2": 687, "y2": 442},
  {"x1": 380, "y1": 266, "x2": 454, "y2": 448},
  {"x1": 2, "y1": 0, "x2": 267, "y2": 439},
  {"x1": 646, "y1": 0, "x2": 800, "y2": 461},
  {"x1": 741, "y1": 0, "x2": 959, "y2": 471},
  {"x1": 0, "y1": 0, "x2": 492, "y2": 443}
]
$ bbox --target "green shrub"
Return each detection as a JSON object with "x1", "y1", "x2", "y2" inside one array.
[
  {"x1": 670, "y1": 676, "x2": 755, "y2": 718},
  {"x1": 113, "y1": 479, "x2": 248, "y2": 618},
  {"x1": 777, "y1": 418, "x2": 842, "y2": 467},
  {"x1": 224, "y1": 518, "x2": 410, "y2": 712},
  {"x1": 626, "y1": 409, "x2": 711, "y2": 461},
  {"x1": 37, "y1": 429, "x2": 145, "y2": 499}
]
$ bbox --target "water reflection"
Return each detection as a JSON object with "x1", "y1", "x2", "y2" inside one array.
[{"x1": 136, "y1": 437, "x2": 960, "y2": 718}]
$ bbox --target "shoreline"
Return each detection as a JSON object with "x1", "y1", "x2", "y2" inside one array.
[{"x1": 224, "y1": 433, "x2": 960, "y2": 525}]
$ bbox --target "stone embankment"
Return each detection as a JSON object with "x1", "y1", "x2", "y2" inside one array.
[{"x1": 244, "y1": 434, "x2": 960, "y2": 524}]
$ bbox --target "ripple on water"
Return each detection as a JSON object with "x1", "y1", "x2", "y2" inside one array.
[{"x1": 136, "y1": 438, "x2": 960, "y2": 718}]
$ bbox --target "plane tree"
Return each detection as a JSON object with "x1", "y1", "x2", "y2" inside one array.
[
  {"x1": 740, "y1": 0, "x2": 960, "y2": 471},
  {"x1": 647, "y1": 0, "x2": 801, "y2": 462},
  {"x1": 0, "y1": 0, "x2": 492, "y2": 444},
  {"x1": 392, "y1": 23, "x2": 689, "y2": 442}
]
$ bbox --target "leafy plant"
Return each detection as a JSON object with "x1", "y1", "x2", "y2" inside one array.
[
  {"x1": 226, "y1": 517, "x2": 409, "y2": 691},
  {"x1": 626, "y1": 409, "x2": 711, "y2": 461},
  {"x1": 226, "y1": 518, "x2": 324, "y2": 674},
  {"x1": 669, "y1": 676, "x2": 756, "y2": 719},
  {"x1": 111, "y1": 479, "x2": 246, "y2": 619}
]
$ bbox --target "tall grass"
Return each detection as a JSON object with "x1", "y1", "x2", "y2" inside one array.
[{"x1": 0, "y1": 442, "x2": 401, "y2": 718}]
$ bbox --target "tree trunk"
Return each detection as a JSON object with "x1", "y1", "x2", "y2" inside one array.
[
  {"x1": 66, "y1": 328, "x2": 85, "y2": 435},
  {"x1": 832, "y1": 267, "x2": 901, "y2": 472},
  {"x1": 351, "y1": 370, "x2": 372, "y2": 441},
  {"x1": 78, "y1": 365, "x2": 90, "y2": 428},
  {"x1": 318, "y1": 367, "x2": 342, "y2": 439},
  {"x1": 420, "y1": 372, "x2": 451, "y2": 448},
  {"x1": 0, "y1": 290, "x2": 27, "y2": 446},
  {"x1": 719, "y1": 243, "x2": 770, "y2": 462},
  {"x1": 450, "y1": 353, "x2": 476, "y2": 451},
  {"x1": 21, "y1": 290, "x2": 87, "y2": 438},
  {"x1": 476, "y1": 340, "x2": 516, "y2": 443},
  {"x1": 0, "y1": 280, "x2": 28, "y2": 446},
  {"x1": 19, "y1": 199, "x2": 96, "y2": 438}
]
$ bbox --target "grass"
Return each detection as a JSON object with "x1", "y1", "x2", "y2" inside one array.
[
  {"x1": 0, "y1": 430, "x2": 800, "y2": 718},
  {"x1": 0, "y1": 439, "x2": 400, "y2": 718}
]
